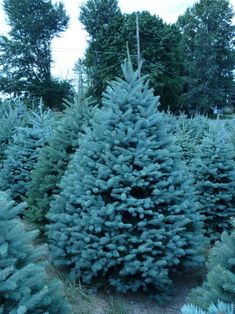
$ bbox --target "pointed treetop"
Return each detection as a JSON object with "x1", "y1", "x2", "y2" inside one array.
[{"x1": 121, "y1": 43, "x2": 143, "y2": 84}]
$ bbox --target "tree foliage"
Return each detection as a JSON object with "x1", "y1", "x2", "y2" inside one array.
[
  {"x1": 178, "y1": 0, "x2": 235, "y2": 113},
  {"x1": 174, "y1": 114, "x2": 209, "y2": 164},
  {"x1": 192, "y1": 126, "x2": 235, "y2": 240},
  {"x1": 0, "y1": 0, "x2": 70, "y2": 109},
  {"x1": 0, "y1": 191, "x2": 70, "y2": 313},
  {"x1": 79, "y1": 0, "x2": 184, "y2": 111},
  {"x1": 0, "y1": 100, "x2": 27, "y2": 162},
  {"x1": 181, "y1": 301, "x2": 234, "y2": 314},
  {"x1": 0, "y1": 105, "x2": 55, "y2": 202},
  {"x1": 188, "y1": 221, "x2": 235, "y2": 309},
  {"x1": 48, "y1": 60, "x2": 204, "y2": 300},
  {"x1": 26, "y1": 95, "x2": 95, "y2": 231}
]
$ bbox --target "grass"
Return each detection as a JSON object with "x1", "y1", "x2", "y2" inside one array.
[
  {"x1": 48, "y1": 265, "x2": 129, "y2": 314},
  {"x1": 48, "y1": 266, "x2": 94, "y2": 314},
  {"x1": 106, "y1": 297, "x2": 128, "y2": 314}
]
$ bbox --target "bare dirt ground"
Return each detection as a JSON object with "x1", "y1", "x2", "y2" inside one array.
[
  {"x1": 119, "y1": 271, "x2": 203, "y2": 314},
  {"x1": 70, "y1": 268, "x2": 206, "y2": 314}
]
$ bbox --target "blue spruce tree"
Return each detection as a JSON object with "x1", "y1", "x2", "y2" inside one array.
[
  {"x1": 174, "y1": 115, "x2": 197, "y2": 164},
  {"x1": 192, "y1": 126, "x2": 235, "y2": 240},
  {"x1": 0, "y1": 105, "x2": 55, "y2": 202},
  {"x1": 188, "y1": 220, "x2": 235, "y2": 309},
  {"x1": 48, "y1": 60, "x2": 204, "y2": 300},
  {"x1": 174, "y1": 114, "x2": 209, "y2": 164},
  {"x1": 0, "y1": 191, "x2": 70, "y2": 313},
  {"x1": 230, "y1": 120, "x2": 235, "y2": 150},
  {"x1": 0, "y1": 99, "x2": 27, "y2": 162},
  {"x1": 26, "y1": 95, "x2": 94, "y2": 231}
]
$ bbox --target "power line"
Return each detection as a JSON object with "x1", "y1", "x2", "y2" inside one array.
[
  {"x1": 53, "y1": 48, "x2": 137, "y2": 56},
  {"x1": 53, "y1": 40, "x2": 234, "y2": 52},
  {"x1": 143, "y1": 59, "x2": 234, "y2": 97},
  {"x1": 52, "y1": 47, "x2": 234, "y2": 97}
]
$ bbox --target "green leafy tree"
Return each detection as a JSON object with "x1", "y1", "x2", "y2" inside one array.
[
  {"x1": 0, "y1": 105, "x2": 55, "y2": 202},
  {"x1": 79, "y1": 0, "x2": 184, "y2": 111},
  {"x1": 26, "y1": 95, "x2": 95, "y2": 232},
  {"x1": 79, "y1": 0, "x2": 123, "y2": 100},
  {"x1": 178, "y1": 0, "x2": 235, "y2": 113},
  {"x1": 48, "y1": 60, "x2": 204, "y2": 300},
  {"x1": 0, "y1": 0, "x2": 70, "y2": 109},
  {"x1": 188, "y1": 221, "x2": 235, "y2": 309},
  {"x1": 122, "y1": 12, "x2": 184, "y2": 112},
  {"x1": 29, "y1": 78, "x2": 73, "y2": 110},
  {"x1": 192, "y1": 126, "x2": 235, "y2": 240},
  {"x1": 0, "y1": 191, "x2": 70, "y2": 313}
]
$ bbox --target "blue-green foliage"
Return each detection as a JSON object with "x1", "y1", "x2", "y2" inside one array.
[
  {"x1": 48, "y1": 60, "x2": 204, "y2": 299},
  {"x1": 159, "y1": 111, "x2": 177, "y2": 133},
  {"x1": 0, "y1": 99, "x2": 27, "y2": 162},
  {"x1": 192, "y1": 126, "x2": 235, "y2": 239},
  {"x1": 0, "y1": 105, "x2": 55, "y2": 202},
  {"x1": 174, "y1": 114, "x2": 209, "y2": 164},
  {"x1": 228, "y1": 119, "x2": 235, "y2": 149},
  {"x1": 188, "y1": 221, "x2": 235, "y2": 308},
  {"x1": 0, "y1": 191, "x2": 70, "y2": 313},
  {"x1": 181, "y1": 301, "x2": 234, "y2": 314},
  {"x1": 25, "y1": 95, "x2": 94, "y2": 231}
]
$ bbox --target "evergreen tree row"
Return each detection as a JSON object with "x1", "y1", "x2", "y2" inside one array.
[{"x1": 0, "y1": 60, "x2": 234, "y2": 306}]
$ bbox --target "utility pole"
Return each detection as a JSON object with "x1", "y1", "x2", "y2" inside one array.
[
  {"x1": 78, "y1": 71, "x2": 84, "y2": 100},
  {"x1": 75, "y1": 59, "x2": 84, "y2": 100},
  {"x1": 136, "y1": 12, "x2": 141, "y2": 77}
]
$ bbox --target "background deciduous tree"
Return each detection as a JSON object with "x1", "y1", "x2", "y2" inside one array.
[
  {"x1": 0, "y1": 0, "x2": 70, "y2": 109},
  {"x1": 79, "y1": 0, "x2": 184, "y2": 112},
  {"x1": 178, "y1": 0, "x2": 235, "y2": 114}
]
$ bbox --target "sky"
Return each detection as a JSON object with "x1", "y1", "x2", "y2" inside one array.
[{"x1": 0, "y1": 0, "x2": 235, "y2": 80}]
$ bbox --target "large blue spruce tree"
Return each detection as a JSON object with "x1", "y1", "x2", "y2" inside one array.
[
  {"x1": 48, "y1": 60, "x2": 204, "y2": 300},
  {"x1": 0, "y1": 191, "x2": 70, "y2": 313}
]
